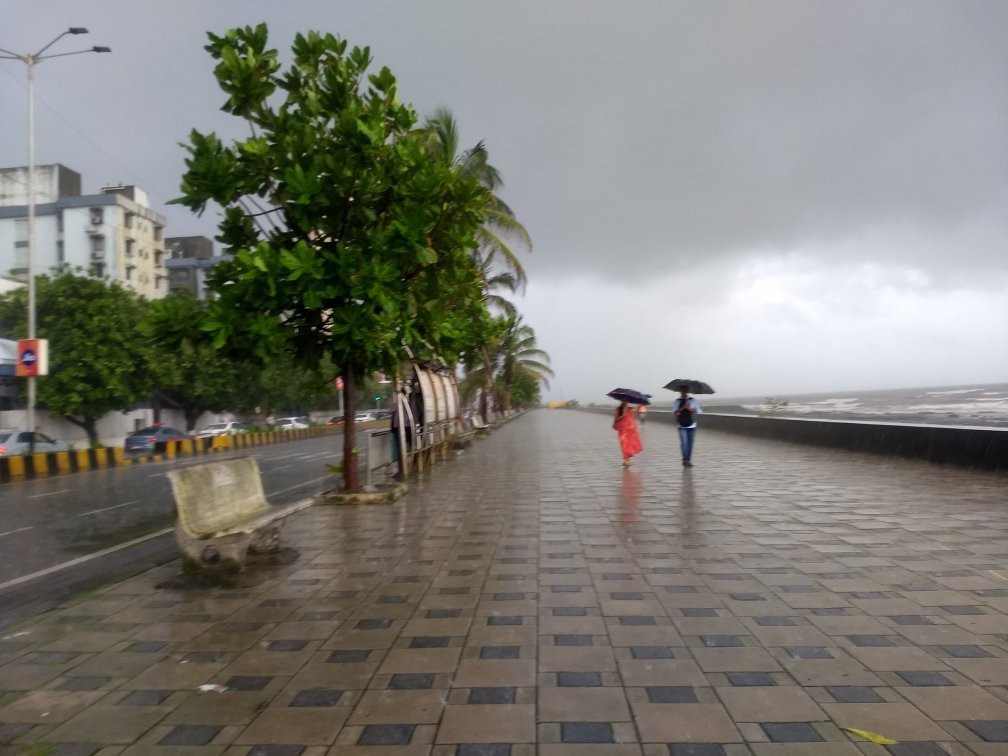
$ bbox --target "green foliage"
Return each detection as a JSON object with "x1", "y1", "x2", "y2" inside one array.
[
  {"x1": 139, "y1": 293, "x2": 259, "y2": 429},
  {"x1": 0, "y1": 270, "x2": 153, "y2": 443},
  {"x1": 175, "y1": 25, "x2": 488, "y2": 375},
  {"x1": 174, "y1": 24, "x2": 491, "y2": 488},
  {"x1": 508, "y1": 369, "x2": 542, "y2": 407}
]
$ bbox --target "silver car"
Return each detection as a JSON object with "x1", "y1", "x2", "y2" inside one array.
[
  {"x1": 196, "y1": 422, "x2": 249, "y2": 438},
  {"x1": 0, "y1": 430, "x2": 69, "y2": 456}
]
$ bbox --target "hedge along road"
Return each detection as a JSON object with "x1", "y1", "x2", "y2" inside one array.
[{"x1": 0, "y1": 433, "x2": 343, "y2": 589}]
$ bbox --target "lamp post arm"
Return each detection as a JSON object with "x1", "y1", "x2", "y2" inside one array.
[
  {"x1": 32, "y1": 30, "x2": 74, "y2": 58},
  {"x1": 37, "y1": 47, "x2": 112, "y2": 61}
]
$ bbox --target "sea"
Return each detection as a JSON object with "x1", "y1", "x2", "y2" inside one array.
[{"x1": 701, "y1": 383, "x2": 1008, "y2": 429}]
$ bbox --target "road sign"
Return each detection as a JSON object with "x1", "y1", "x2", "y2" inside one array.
[
  {"x1": 334, "y1": 376, "x2": 344, "y2": 391},
  {"x1": 16, "y1": 339, "x2": 48, "y2": 377}
]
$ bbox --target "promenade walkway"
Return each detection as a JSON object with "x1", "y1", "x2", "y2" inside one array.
[{"x1": 1, "y1": 409, "x2": 1007, "y2": 755}]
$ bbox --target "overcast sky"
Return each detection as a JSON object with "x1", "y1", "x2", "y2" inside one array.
[{"x1": 2, "y1": 1, "x2": 1005, "y2": 402}]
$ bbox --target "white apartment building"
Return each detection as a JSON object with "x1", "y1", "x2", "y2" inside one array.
[{"x1": 0, "y1": 164, "x2": 168, "y2": 299}]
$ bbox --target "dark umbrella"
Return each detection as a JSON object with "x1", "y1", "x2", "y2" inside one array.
[
  {"x1": 663, "y1": 379, "x2": 715, "y2": 394},
  {"x1": 607, "y1": 388, "x2": 652, "y2": 405}
]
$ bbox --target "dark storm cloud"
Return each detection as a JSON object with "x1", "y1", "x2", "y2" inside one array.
[{"x1": 478, "y1": 1, "x2": 1007, "y2": 280}]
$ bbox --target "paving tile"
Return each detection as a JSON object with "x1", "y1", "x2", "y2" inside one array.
[
  {"x1": 895, "y1": 685, "x2": 1008, "y2": 720},
  {"x1": 349, "y1": 690, "x2": 445, "y2": 724},
  {"x1": 453, "y1": 659, "x2": 536, "y2": 687},
  {"x1": 960, "y1": 720, "x2": 1008, "y2": 742},
  {"x1": 234, "y1": 707, "x2": 348, "y2": 744},
  {"x1": 159, "y1": 724, "x2": 223, "y2": 745},
  {"x1": 633, "y1": 703, "x2": 740, "y2": 742},
  {"x1": 436, "y1": 704, "x2": 535, "y2": 743},
  {"x1": 665, "y1": 746, "x2": 729, "y2": 756},
  {"x1": 894, "y1": 671, "x2": 954, "y2": 686},
  {"x1": 557, "y1": 671, "x2": 602, "y2": 687},
  {"x1": 389, "y1": 673, "x2": 435, "y2": 690},
  {"x1": 468, "y1": 687, "x2": 517, "y2": 704},
  {"x1": 760, "y1": 722, "x2": 823, "y2": 742},
  {"x1": 357, "y1": 723, "x2": 416, "y2": 745},
  {"x1": 725, "y1": 672, "x2": 775, "y2": 687},
  {"x1": 717, "y1": 686, "x2": 825, "y2": 722},
  {"x1": 560, "y1": 722, "x2": 614, "y2": 743},
  {"x1": 825, "y1": 685, "x2": 884, "y2": 703},
  {"x1": 645, "y1": 686, "x2": 698, "y2": 703},
  {"x1": 820, "y1": 702, "x2": 953, "y2": 741},
  {"x1": 45, "y1": 704, "x2": 170, "y2": 744},
  {"x1": 118, "y1": 689, "x2": 174, "y2": 706}
]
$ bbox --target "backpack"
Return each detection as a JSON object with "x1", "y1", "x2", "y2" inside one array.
[{"x1": 677, "y1": 398, "x2": 694, "y2": 427}]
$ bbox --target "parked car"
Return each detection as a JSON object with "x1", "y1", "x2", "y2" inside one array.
[
  {"x1": 274, "y1": 417, "x2": 310, "y2": 431},
  {"x1": 124, "y1": 425, "x2": 190, "y2": 455},
  {"x1": 196, "y1": 422, "x2": 249, "y2": 438},
  {"x1": 326, "y1": 416, "x2": 345, "y2": 426},
  {"x1": 0, "y1": 430, "x2": 69, "y2": 457},
  {"x1": 354, "y1": 412, "x2": 376, "y2": 422}
]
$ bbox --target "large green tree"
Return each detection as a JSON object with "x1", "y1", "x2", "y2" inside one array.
[
  {"x1": 173, "y1": 26, "x2": 489, "y2": 489},
  {"x1": 0, "y1": 271, "x2": 153, "y2": 446},
  {"x1": 139, "y1": 293, "x2": 255, "y2": 430}
]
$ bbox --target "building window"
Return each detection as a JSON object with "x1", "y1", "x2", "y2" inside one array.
[
  {"x1": 153, "y1": 225, "x2": 163, "y2": 241},
  {"x1": 92, "y1": 262, "x2": 104, "y2": 278},
  {"x1": 125, "y1": 265, "x2": 134, "y2": 281},
  {"x1": 89, "y1": 208, "x2": 103, "y2": 226},
  {"x1": 154, "y1": 250, "x2": 164, "y2": 266},
  {"x1": 91, "y1": 235, "x2": 105, "y2": 254},
  {"x1": 125, "y1": 239, "x2": 135, "y2": 257},
  {"x1": 124, "y1": 211, "x2": 134, "y2": 229},
  {"x1": 56, "y1": 240, "x2": 64, "y2": 265},
  {"x1": 57, "y1": 212, "x2": 64, "y2": 233}
]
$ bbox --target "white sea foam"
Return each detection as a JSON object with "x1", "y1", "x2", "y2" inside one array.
[{"x1": 732, "y1": 384, "x2": 1008, "y2": 426}]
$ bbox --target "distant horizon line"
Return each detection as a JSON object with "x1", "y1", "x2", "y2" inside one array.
[{"x1": 563, "y1": 380, "x2": 1008, "y2": 405}]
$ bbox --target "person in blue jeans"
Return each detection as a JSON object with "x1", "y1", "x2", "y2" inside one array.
[{"x1": 673, "y1": 387, "x2": 702, "y2": 466}]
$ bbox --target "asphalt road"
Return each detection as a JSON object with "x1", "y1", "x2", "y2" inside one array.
[{"x1": 0, "y1": 434, "x2": 343, "y2": 589}]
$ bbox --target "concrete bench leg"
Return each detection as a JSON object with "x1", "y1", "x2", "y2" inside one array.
[
  {"x1": 176, "y1": 522, "x2": 251, "y2": 577},
  {"x1": 249, "y1": 520, "x2": 286, "y2": 553}
]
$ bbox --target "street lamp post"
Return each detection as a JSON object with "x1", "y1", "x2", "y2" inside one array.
[{"x1": 0, "y1": 29, "x2": 110, "y2": 442}]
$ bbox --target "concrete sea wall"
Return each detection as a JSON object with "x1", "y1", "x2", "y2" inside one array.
[{"x1": 582, "y1": 407, "x2": 1007, "y2": 471}]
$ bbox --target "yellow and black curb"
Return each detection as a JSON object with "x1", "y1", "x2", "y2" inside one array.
[{"x1": 0, "y1": 427, "x2": 337, "y2": 485}]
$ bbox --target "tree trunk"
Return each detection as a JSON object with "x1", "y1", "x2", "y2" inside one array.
[
  {"x1": 64, "y1": 415, "x2": 99, "y2": 447},
  {"x1": 480, "y1": 346, "x2": 494, "y2": 424},
  {"x1": 184, "y1": 407, "x2": 201, "y2": 432},
  {"x1": 342, "y1": 361, "x2": 359, "y2": 491}
]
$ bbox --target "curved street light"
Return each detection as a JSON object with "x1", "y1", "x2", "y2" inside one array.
[{"x1": 0, "y1": 29, "x2": 110, "y2": 446}]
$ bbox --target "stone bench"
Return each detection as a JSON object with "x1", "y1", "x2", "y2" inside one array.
[{"x1": 167, "y1": 456, "x2": 314, "y2": 576}]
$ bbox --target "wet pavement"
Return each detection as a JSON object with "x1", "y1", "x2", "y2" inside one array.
[{"x1": 1, "y1": 409, "x2": 1007, "y2": 754}]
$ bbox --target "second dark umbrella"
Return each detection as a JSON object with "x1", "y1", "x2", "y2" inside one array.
[{"x1": 663, "y1": 379, "x2": 715, "y2": 394}]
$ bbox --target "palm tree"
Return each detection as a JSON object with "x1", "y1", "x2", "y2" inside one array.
[
  {"x1": 496, "y1": 315, "x2": 553, "y2": 410},
  {"x1": 423, "y1": 107, "x2": 531, "y2": 299},
  {"x1": 424, "y1": 107, "x2": 532, "y2": 419}
]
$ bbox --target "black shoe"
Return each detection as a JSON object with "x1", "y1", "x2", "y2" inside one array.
[{"x1": 683, "y1": 460, "x2": 693, "y2": 467}]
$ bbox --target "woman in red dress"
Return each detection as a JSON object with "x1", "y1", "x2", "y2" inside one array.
[{"x1": 612, "y1": 399, "x2": 643, "y2": 466}]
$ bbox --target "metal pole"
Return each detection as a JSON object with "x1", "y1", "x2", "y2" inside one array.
[
  {"x1": 0, "y1": 30, "x2": 110, "y2": 448},
  {"x1": 27, "y1": 57, "x2": 36, "y2": 440}
]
